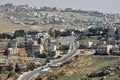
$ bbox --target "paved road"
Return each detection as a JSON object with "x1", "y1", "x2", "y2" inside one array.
[
  {"x1": 18, "y1": 36, "x2": 78, "y2": 80},
  {"x1": 50, "y1": 36, "x2": 77, "y2": 64}
]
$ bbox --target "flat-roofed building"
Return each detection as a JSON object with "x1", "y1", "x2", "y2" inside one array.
[
  {"x1": 96, "y1": 45, "x2": 113, "y2": 55},
  {"x1": 107, "y1": 40, "x2": 120, "y2": 45},
  {"x1": 111, "y1": 45, "x2": 120, "y2": 55},
  {"x1": 7, "y1": 40, "x2": 18, "y2": 56}
]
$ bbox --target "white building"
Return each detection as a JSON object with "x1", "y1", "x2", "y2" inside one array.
[
  {"x1": 83, "y1": 41, "x2": 93, "y2": 48},
  {"x1": 16, "y1": 37, "x2": 25, "y2": 44},
  {"x1": 8, "y1": 47, "x2": 18, "y2": 55},
  {"x1": 35, "y1": 33, "x2": 43, "y2": 39},
  {"x1": 32, "y1": 41, "x2": 44, "y2": 55},
  {"x1": 48, "y1": 45, "x2": 57, "y2": 52},
  {"x1": 111, "y1": 45, "x2": 120, "y2": 55},
  {"x1": 79, "y1": 41, "x2": 94, "y2": 48},
  {"x1": 8, "y1": 41, "x2": 18, "y2": 56},
  {"x1": 112, "y1": 45, "x2": 119, "y2": 51},
  {"x1": 60, "y1": 37, "x2": 70, "y2": 46}
]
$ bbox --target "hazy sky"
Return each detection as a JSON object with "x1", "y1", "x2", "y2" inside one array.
[{"x1": 0, "y1": 0, "x2": 120, "y2": 13}]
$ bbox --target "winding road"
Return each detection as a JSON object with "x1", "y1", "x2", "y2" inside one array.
[{"x1": 18, "y1": 36, "x2": 78, "y2": 80}]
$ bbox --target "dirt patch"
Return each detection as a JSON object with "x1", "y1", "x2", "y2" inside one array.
[{"x1": 0, "y1": 17, "x2": 23, "y2": 33}]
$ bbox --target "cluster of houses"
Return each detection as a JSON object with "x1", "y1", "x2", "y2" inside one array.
[
  {"x1": 1, "y1": 3, "x2": 120, "y2": 28},
  {"x1": 0, "y1": 30, "x2": 70, "y2": 58},
  {"x1": 1, "y1": 3, "x2": 120, "y2": 57},
  {"x1": 96, "y1": 27, "x2": 120, "y2": 55},
  {"x1": 77, "y1": 25, "x2": 120, "y2": 56}
]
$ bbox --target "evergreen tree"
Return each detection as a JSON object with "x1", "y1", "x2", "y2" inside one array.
[
  {"x1": 13, "y1": 30, "x2": 26, "y2": 38},
  {"x1": 49, "y1": 28, "x2": 55, "y2": 37},
  {"x1": 0, "y1": 66, "x2": 3, "y2": 73},
  {"x1": 15, "y1": 63, "x2": 21, "y2": 73},
  {"x1": 26, "y1": 63, "x2": 36, "y2": 71},
  {"x1": 38, "y1": 37, "x2": 41, "y2": 44},
  {"x1": 4, "y1": 49, "x2": 9, "y2": 56}
]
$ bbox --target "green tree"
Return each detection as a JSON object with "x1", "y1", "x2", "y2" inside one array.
[
  {"x1": 17, "y1": 44, "x2": 25, "y2": 48},
  {"x1": 15, "y1": 63, "x2": 21, "y2": 73},
  {"x1": 109, "y1": 49, "x2": 113, "y2": 54},
  {"x1": 7, "y1": 73, "x2": 13, "y2": 79},
  {"x1": 26, "y1": 63, "x2": 36, "y2": 71},
  {"x1": 59, "y1": 45, "x2": 69, "y2": 51},
  {"x1": 0, "y1": 66, "x2": 3, "y2": 73},
  {"x1": 4, "y1": 49, "x2": 9, "y2": 56},
  {"x1": 38, "y1": 37, "x2": 41, "y2": 44},
  {"x1": 27, "y1": 31, "x2": 39, "y2": 35},
  {"x1": 13, "y1": 30, "x2": 26, "y2": 38},
  {"x1": 55, "y1": 30, "x2": 61, "y2": 38},
  {"x1": 35, "y1": 77, "x2": 42, "y2": 80},
  {"x1": 0, "y1": 33, "x2": 11, "y2": 39},
  {"x1": 49, "y1": 28, "x2": 55, "y2": 37},
  {"x1": 6, "y1": 65, "x2": 13, "y2": 71},
  {"x1": 45, "y1": 59, "x2": 49, "y2": 63}
]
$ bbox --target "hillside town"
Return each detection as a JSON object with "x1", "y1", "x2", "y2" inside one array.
[{"x1": 0, "y1": 3, "x2": 120, "y2": 80}]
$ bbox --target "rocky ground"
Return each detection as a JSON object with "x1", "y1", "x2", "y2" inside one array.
[
  {"x1": 88, "y1": 62, "x2": 120, "y2": 80},
  {"x1": 34, "y1": 54, "x2": 120, "y2": 80}
]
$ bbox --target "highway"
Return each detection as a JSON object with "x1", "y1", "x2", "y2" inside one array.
[{"x1": 18, "y1": 36, "x2": 78, "y2": 80}]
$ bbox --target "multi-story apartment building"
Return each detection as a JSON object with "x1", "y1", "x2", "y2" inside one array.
[
  {"x1": 8, "y1": 41, "x2": 18, "y2": 56},
  {"x1": 96, "y1": 45, "x2": 113, "y2": 55}
]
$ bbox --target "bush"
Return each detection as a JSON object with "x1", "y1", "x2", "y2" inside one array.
[
  {"x1": 13, "y1": 30, "x2": 26, "y2": 38},
  {"x1": 35, "y1": 77, "x2": 42, "y2": 80},
  {"x1": 26, "y1": 63, "x2": 37, "y2": 71},
  {"x1": 0, "y1": 66, "x2": 3, "y2": 73},
  {"x1": 6, "y1": 65, "x2": 13, "y2": 71},
  {"x1": 59, "y1": 45, "x2": 69, "y2": 51},
  {"x1": 15, "y1": 63, "x2": 21, "y2": 73}
]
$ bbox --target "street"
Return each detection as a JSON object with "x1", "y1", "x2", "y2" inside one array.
[{"x1": 18, "y1": 36, "x2": 78, "y2": 80}]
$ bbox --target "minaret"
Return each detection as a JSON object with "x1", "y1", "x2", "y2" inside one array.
[{"x1": 104, "y1": 15, "x2": 108, "y2": 22}]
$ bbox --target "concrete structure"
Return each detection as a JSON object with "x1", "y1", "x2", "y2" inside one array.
[
  {"x1": 16, "y1": 37, "x2": 25, "y2": 44},
  {"x1": 0, "y1": 38, "x2": 10, "y2": 52},
  {"x1": 107, "y1": 40, "x2": 120, "y2": 45},
  {"x1": 32, "y1": 45, "x2": 41, "y2": 56},
  {"x1": 111, "y1": 45, "x2": 120, "y2": 55},
  {"x1": 48, "y1": 45, "x2": 57, "y2": 51},
  {"x1": 0, "y1": 42, "x2": 8, "y2": 52},
  {"x1": 25, "y1": 41, "x2": 33, "y2": 56},
  {"x1": 112, "y1": 45, "x2": 119, "y2": 51},
  {"x1": 0, "y1": 59, "x2": 9, "y2": 66},
  {"x1": 83, "y1": 41, "x2": 93, "y2": 48},
  {"x1": 43, "y1": 32, "x2": 50, "y2": 39},
  {"x1": 18, "y1": 48, "x2": 28, "y2": 57},
  {"x1": 107, "y1": 27, "x2": 116, "y2": 38},
  {"x1": 35, "y1": 33, "x2": 43, "y2": 39},
  {"x1": 96, "y1": 45, "x2": 113, "y2": 55},
  {"x1": 17, "y1": 36, "x2": 78, "y2": 80},
  {"x1": 8, "y1": 41, "x2": 18, "y2": 56},
  {"x1": 32, "y1": 41, "x2": 44, "y2": 56},
  {"x1": 60, "y1": 37, "x2": 70, "y2": 46}
]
